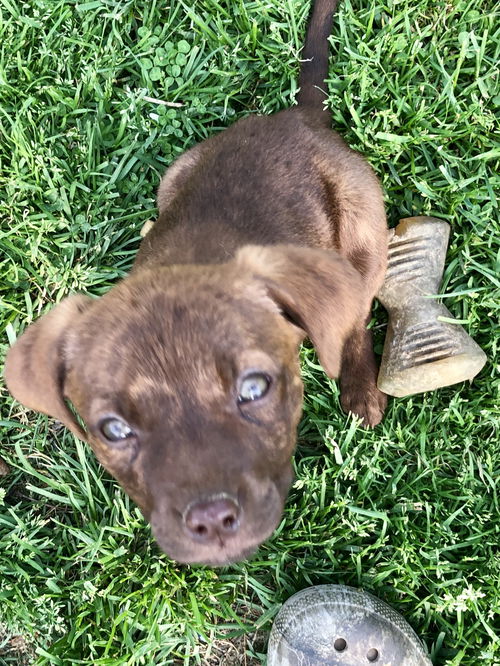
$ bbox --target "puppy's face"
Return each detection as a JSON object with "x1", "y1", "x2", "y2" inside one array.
[
  {"x1": 66, "y1": 266, "x2": 304, "y2": 564},
  {"x1": 5, "y1": 245, "x2": 362, "y2": 564}
]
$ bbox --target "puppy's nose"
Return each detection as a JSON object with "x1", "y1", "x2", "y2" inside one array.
[{"x1": 184, "y1": 495, "x2": 240, "y2": 542}]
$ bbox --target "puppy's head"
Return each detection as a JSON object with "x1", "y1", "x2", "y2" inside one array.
[{"x1": 4, "y1": 245, "x2": 361, "y2": 564}]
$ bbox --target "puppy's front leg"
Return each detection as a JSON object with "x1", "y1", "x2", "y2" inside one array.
[{"x1": 339, "y1": 314, "x2": 387, "y2": 427}]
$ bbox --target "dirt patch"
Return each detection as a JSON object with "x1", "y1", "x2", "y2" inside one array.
[
  {"x1": 0, "y1": 627, "x2": 36, "y2": 665},
  {"x1": 172, "y1": 623, "x2": 268, "y2": 665},
  {"x1": 201, "y1": 628, "x2": 267, "y2": 665}
]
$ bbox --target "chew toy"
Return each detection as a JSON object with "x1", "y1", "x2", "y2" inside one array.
[{"x1": 377, "y1": 216, "x2": 486, "y2": 397}]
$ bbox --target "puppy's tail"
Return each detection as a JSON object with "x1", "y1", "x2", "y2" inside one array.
[{"x1": 297, "y1": 0, "x2": 339, "y2": 125}]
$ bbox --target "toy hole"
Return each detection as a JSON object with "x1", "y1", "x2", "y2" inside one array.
[
  {"x1": 367, "y1": 648, "x2": 379, "y2": 661},
  {"x1": 334, "y1": 638, "x2": 347, "y2": 651}
]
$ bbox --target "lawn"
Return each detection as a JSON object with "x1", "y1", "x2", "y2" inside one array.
[{"x1": 0, "y1": 0, "x2": 498, "y2": 664}]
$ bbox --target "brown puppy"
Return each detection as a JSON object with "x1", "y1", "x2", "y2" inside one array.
[{"x1": 4, "y1": 0, "x2": 387, "y2": 565}]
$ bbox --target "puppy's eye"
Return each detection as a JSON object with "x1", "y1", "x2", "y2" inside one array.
[
  {"x1": 99, "y1": 417, "x2": 134, "y2": 442},
  {"x1": 238, "y1": 373, "x2": 271, "y2": 403}
]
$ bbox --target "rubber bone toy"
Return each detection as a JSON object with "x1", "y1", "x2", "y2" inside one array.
[{"x1": 377, "y1": 216, "x2": 486, "y2": 397}]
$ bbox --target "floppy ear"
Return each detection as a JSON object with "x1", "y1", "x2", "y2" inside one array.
[
  {"x1": 236, "y1": 244, "x2": 363, "y2": 378},
  {"x1": 4, "y1": 295, "x2": 94, "y2": 440}
]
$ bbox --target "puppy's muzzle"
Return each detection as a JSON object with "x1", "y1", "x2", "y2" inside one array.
[{"x1": 183, "y1": 493, "x2": 241, "y2": 545}]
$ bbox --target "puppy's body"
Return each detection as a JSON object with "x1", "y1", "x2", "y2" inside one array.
[
  {"x1": 139, "y1": 109, "x2": 384, "y2": 270},
  {"x1": 5, "y1": 0, "x2": 387, "y2": 564}
]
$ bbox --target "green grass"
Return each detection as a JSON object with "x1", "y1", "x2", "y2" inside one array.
[{"x1": 0, "y1": 0, "x2": 498, "y2": 664}]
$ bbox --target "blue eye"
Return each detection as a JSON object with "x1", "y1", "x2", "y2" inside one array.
[
  {"x1": 238, "y1": 373, "x2": 271, "y2": 403},
  {"x1": 99, "y1": 417, "x2": 134, "y2": 442}
]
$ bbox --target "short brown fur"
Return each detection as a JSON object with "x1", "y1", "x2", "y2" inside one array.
[{"x1": 4, "y1": 0, "x2": 387, "y2": 565}]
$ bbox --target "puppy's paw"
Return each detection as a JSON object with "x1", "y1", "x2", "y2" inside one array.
[{"x1": 340, "y1": 384, "x2": 387, "y2": 428}]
